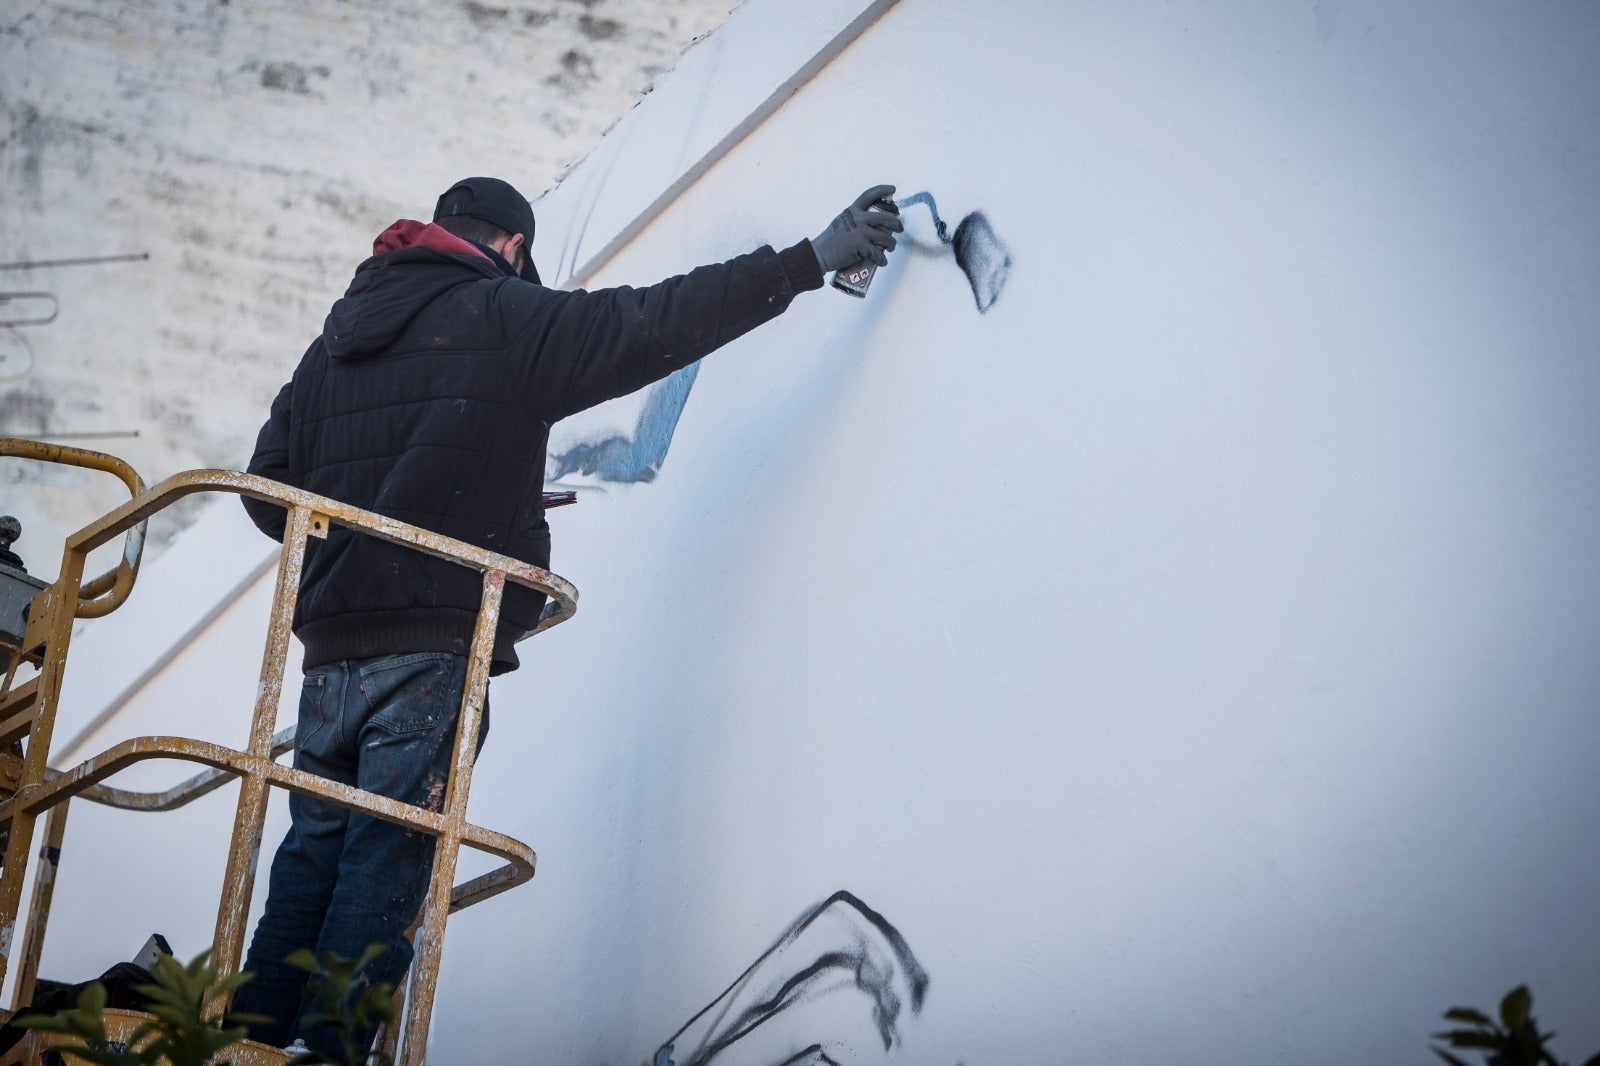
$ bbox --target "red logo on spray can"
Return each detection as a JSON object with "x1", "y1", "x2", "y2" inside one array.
[{"x1": 830, "y1": 197, "x2": 900, "y2": 299}]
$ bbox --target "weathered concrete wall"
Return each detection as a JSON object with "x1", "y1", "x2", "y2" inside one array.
[{"x1": 0, "y1": 0, "x2": 728, "y2": 559}]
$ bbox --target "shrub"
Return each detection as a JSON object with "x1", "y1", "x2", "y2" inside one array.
[{"x1": 1433, "y1": 985, "x2": 1600, "y2": 1066}]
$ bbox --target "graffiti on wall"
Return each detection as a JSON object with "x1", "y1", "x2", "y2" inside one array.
[
  {"x1": 651, "y1": 890, "x2": 931, "y2": 1066},
  {"x1": 949, "y1": 211, "x2": 1011, "y2": 313},
  {"x1": 546, "y1": 194, "x2": 1010, "y2": 487},
  {"x1": 547, "y1": 361, "x2": 701, "y2": 484},
  {"x1": 896, "y1": 191, "x2": 1013, "y2": 315}
]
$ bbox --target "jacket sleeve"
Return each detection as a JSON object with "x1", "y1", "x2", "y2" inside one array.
[
  {"x1": 241, "y1": 379, "x2": 294, "y2": 540},
  {"x1": 508, "y1": 240, "x2": 823, "y2": 423}
]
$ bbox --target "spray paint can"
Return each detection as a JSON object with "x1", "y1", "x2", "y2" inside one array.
[{"x1": 830, "y1": 197, "x2": 900, "y2": 298}]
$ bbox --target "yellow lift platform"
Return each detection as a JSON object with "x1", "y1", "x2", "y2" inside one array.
[{"x1": 0, "y1": 437, "x2": 578, "y2": 1065}]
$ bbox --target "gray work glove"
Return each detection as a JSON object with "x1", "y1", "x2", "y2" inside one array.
[{"x1": 811, "y1": 184, "x2": 904, "y2": 273}]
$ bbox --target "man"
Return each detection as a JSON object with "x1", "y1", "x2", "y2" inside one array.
[{"x1": 234, "y1": 176, "x2": 902, "y2": 1053}]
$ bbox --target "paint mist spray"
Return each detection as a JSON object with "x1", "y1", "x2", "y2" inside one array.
[{"x1": 830, "y1": 197, "x2": 900, "y2": 298}]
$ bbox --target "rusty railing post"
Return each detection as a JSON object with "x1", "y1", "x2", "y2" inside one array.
[
  {"x1": 211, "y1": 505, "x2": 315, "y2": 988},
  {"x1": 395, "y1": 569, "x2": 503, "y2": 1066},
  {"x1": 11, "y1": 800, "x2": 68, "y2": 1011},
  {"x1": 0, "y1": 543, "x2": 86, "y2": 994}
]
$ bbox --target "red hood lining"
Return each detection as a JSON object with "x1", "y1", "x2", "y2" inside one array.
[{"x1": 372, "y1": 219, "x2": 492, "y2": 261}]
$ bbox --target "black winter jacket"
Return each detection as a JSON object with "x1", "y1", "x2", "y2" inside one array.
[{"x1": 244, "y1": 219, "x2": 823, "y2": 674}]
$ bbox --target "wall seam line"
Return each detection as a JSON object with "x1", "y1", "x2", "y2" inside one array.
[{"x1": 560, "y1": 0, "x2": 904, "y2": 289}]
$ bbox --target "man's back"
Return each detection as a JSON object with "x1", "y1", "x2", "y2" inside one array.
[
  {"x1": 247, "y1": 222, "x2": 556, "y2": 672},
  {"x1": 245, "y1": 214, "x2": 835, "y2": 673}
]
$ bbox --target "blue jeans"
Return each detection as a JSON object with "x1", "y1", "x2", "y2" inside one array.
[{"x1": 234, "y1": 652, "x2": 487, "y2": 1054}]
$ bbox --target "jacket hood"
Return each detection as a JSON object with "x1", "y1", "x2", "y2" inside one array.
[{"x1": 322, "y1": 220, "x2": 499, "y2": 360}]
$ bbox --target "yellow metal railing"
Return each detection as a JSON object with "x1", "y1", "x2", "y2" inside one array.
[{"x1": 0, "y1": 438, "x2": 577, "y2": 1065}]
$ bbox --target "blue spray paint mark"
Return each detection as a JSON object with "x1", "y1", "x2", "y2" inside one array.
[
  {"x1": 895, "y1": 191, "x2": 950, "y2": 242},
  {"x1": 547, "y1": 361, "x2": 700, "y2": 483}
]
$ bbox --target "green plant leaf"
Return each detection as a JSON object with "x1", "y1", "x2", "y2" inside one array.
[
  {"x1": 126, "y1": 1018, "x2": 161, "y2": 1041},
  {"x1": 1444, "y1": 1032, "x2": 1506, "y2": 1050},
  {"x1": 80, "y1": 983, "x2": 109, "y2": 1016},
  {"x1": 212, "y1": 970, "x2": 255, "y2": 996},
  {"x1": 131, "y1": 982, "x2": 181, "y2": 1007},
  {"x1": 285, "y1": 948, "x2": 323, "y2": 974},
  {"x1": 1446, "y1": 1008, "x2": 1496, "y2": 1027},
  {"x1": 297, "y1": 1009, "x2": 338, "y2": 1030},
  {"x1": 355, "y1": 944, "x2": 387, "y2": 973},
  {"x1": 357, "y1": 984, "x2": 397, "y2": 1018},
  {"x1": 147, "y1": 1003, "x2": 192, "y2": 1024},
  {"x1": 289, "y1": 943, "x2": 402, "y2": 1066},
  {"x1": 1434, "y1": 1049, "x2": 1476, "y2": 1066},
  {"x1": 14, "y1": 982, "x2": 114, "y2": 1044},
  {"x1": 1501, "y1": 987, "x2": 1533, "y2": 1030}
]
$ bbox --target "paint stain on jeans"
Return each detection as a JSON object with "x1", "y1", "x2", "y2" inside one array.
[{"x1": 424, "y1": 771, "x2": 447, "y2": 811}]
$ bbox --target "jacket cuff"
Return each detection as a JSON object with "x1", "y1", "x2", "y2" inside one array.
[{"x1": 779, "y1": 240, "x2": 825, "y2": 294}]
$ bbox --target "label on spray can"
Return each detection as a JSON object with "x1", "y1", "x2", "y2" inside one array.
[{"x1": 831, "y1": 197, "x2": 900, "y2": 298}]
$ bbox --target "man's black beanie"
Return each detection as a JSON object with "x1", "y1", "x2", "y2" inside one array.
[{"x1": 433, "y1": 176, "x2": 542, "y2": 285}]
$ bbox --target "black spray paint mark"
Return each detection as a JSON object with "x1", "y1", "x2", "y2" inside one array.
[
  {"x1": 653, "y1": 890, "x2": 930, "y2": 1066},
  {"x1": 952, "y1": 211, "x2": 1012, "y2": 313},
  {"x1": 547, "y1": 361, "x2": 699, "y2": 483},
  {"x1": 897, "y1": 191, "x2": 1013, "y2": 314},
  {"x1": 776, "y1": 1046, "x2": 843, "y2": 1066}
]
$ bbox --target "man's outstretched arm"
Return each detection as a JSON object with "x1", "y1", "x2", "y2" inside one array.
[{"x1": 512, "y1": 185, "x2": 903, "y2": 423}]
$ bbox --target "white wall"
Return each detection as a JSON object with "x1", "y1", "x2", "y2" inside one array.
[{"x1": 30, "y1": 1, "x2": 1600, "y2": 1064}]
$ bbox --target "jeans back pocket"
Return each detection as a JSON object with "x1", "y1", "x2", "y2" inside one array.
[{"x1": 358, "y1": 652, "x2": 457, "y2": 737}]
